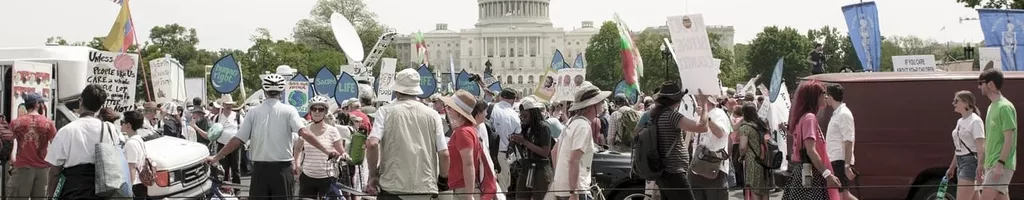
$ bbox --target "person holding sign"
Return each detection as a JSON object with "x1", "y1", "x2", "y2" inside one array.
[{"x1": 206, "y1": 74, "x2": 340, "y2": 200}]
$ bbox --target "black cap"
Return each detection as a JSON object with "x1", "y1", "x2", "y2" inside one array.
[{"x1": 499, "y1": 88, "x2": 517, "y2": 100}]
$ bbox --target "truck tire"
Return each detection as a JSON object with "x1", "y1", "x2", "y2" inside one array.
[{"x1": 912, "y1": 178, "x2": 955, "y2": 200}]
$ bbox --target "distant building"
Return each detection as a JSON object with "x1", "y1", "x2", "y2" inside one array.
[{"x1": 393, "y1": 0, "x2": 735, "y2": 93}]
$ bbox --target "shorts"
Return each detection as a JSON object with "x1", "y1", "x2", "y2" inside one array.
[
  {"x1": 982, "y1": 167, "x2": 1015, "y2": 194},
  {"x1": 830, "y1": 160, "x2": 852, "y2": 191},
  {"x1": 955, "y1": 154, "x2": 979, "y2": 180}
]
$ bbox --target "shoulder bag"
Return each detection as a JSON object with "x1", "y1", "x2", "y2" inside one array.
[{"x1": 94, "y1": 122, "x2": 131, "y2": 197}]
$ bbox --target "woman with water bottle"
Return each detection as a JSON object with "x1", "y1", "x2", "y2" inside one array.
[{"x1": 944, "y1": 90, "x2": 986, "y2": 200}]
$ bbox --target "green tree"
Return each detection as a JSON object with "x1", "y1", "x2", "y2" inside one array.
[
  {"x1": 956, "y1": 0, "x2": 1024, "y2": 8},
  {"x1": 634, "y1": 29, "x2": 674, "y2": 94},
  {"x1": 292, "y1": 0, "x2": 396, "y2": 76},
  {"x1": 710, "y1": 33, "x2": 742, "y2": 90},
  {"x1": 583, "y1": 21, "x2": 623, "y2": 90},
  {"x1": 806, "y1": 26, "x2": 846, "y2": 73},
  {"x1": 746, "y1": 26, "x2": 813, "y2": 88},
  {"x1": 46, "y1": 37, "x2": 69, "y2": 45}
]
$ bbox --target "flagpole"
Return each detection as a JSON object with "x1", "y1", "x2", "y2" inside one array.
[{"x1": 134, "y1": 34, "x2": 153, "y2": 102}]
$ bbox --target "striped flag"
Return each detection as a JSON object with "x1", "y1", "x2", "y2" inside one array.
[
  {"x1": 613, "y1": 13, "x2": 643, "y2": 91},
  {"x1": 102, "y1": 0, "x2": 135, "y2": 53},
  {"x1": 414, "y1": 31, "x2": 428, "y2": 65}
]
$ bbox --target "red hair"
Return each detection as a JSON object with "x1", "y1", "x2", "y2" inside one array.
[{"x1": 787, "y1": 80, "x2": 825, "y2": 134}]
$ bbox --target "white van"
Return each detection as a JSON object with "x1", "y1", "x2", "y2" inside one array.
[{"x1": 0, "y1": 46, "x2": 213, "y2": 199}]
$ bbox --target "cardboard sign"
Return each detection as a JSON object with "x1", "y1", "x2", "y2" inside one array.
[
  {"x1": 10, "y1": 61, "x2": 53, "y2": 119},
  {"x1": 667, "y1": 14, "x2": 721, "y2": 95},
  {"x1": 892, "y1": 55, "x2": 937, "y2": 72},
  {"x1": 87, "y1": 51, "x2": 138, "y2": 112}
]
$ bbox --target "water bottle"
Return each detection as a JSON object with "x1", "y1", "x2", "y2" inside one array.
[{"x1": 936, "y1": 176, "x2": 950, "y2": 200}]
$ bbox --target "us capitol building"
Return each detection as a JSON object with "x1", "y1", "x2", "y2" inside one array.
[{"x1": 393, "y1": 0, "x2": 734, "y2": 94}]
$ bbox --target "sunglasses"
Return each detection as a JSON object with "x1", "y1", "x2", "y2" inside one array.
[{"x1": 310, "y1": 107, "x2": 327, "y2": 113}]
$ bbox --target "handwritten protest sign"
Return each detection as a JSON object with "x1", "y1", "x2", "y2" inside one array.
[
  {"x1": 376, "y1": 58, "x2": 398, "y2": 101},
  {"x1": 11, "y1": 61, "x2": 53, "y2": 119},
  {"x1": 288, "y1": 73, "x2": 311, "y2": 116},
  {"x1": 149, "y1": 56, "x2": 186, "y2": 104},
  {"x1": 88, "y1": 51, "x2": 138, "y2": 112},
  {"x1": 892, "y1": 55, "x2": 936, "y2": 72},
  {"x1": 668, "y1": 14, "x2": 721, "y2": 95}
]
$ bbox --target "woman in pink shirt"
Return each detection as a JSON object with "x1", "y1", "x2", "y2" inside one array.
[{"x1": 781, "y1": 80, "x2": 841, "y2": 200}]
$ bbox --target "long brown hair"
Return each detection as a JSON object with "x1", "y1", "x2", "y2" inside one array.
[
  {"x1": 787, "y1": 80, "x2": 825, "y2": 134},
  {"x1": 956, "y1": 90, "x2": 980, "y2": 116}
]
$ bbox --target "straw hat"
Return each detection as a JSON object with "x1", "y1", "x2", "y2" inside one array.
[
  {"x1": 567, "y1": 81, "x2": 612, "y2": 112},
  {"x1": 440, "y1": 90, "x2": 478, "y2": 125}
]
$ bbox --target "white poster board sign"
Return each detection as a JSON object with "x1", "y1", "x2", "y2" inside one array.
[
  {"x1": 376, "y1": 58, "x2": 398, "y2": 101},
  {"x1": 891, "y1": 55, "x2": 937, "y2": 72},
  {"x1": 979, "y1": 47, "x2": 1002, "y2": 71},
  {"x1": 552, "y1": 68, "x2": 586, "y2": 102},
  {"x1": 10, "y1": 61, "x2": 54, "y2": 119},
  {"x1": 667, "y1": 14, "x2": 721, "y2": 95},
  {"x1": 88, "y1": 51, "x2": 139, "y2": 112},
  {"x1": 184, "y1": 78, "x2": 206, "y2": 102},
  {"x1": 150, "y1": 56, "x2": 187, "y2": 104}
]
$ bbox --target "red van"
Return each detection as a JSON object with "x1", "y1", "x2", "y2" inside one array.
[{"x1": 807, "y1": 71, "x2": 1023, "y2": 200}]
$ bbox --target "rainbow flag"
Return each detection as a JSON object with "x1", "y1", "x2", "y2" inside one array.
[
  {"x1": 102, "y1": 0, "x2": 135, "y2": 53},
  {"x1": 613, "y1": 13, "x2": 643, "y2": 91}
]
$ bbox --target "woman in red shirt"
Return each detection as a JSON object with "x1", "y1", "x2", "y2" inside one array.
[
  {"x1": 441, "y1": 90, "x2": 498, "y2": 200},
  {"x1": 780, "y1": 80, "x2": 841, "y2": 200}
]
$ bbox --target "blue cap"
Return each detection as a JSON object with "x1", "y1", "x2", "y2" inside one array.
[{"x1": 23, "y1": 92, "x2": 47, "y2": 104}]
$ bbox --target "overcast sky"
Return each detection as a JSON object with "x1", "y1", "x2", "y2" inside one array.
[{"x1": 1, "y1": 0, "x2": 984, "y2": 50}]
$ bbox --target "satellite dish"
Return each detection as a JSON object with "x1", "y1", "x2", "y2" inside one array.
[{"x1": 331, "y1": 13, "x2": 365, "y2": 64}]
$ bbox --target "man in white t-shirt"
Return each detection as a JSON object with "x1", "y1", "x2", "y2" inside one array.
[
  {"x1": 551, "y1": 82, "x2": 609, "y2": 200},
  {"x1": 46, "y1": 84, "x2": 125, "y2": 199},
  {"x1": 825, "y1": 83, "x2": 858, "y2": 200},
  {"x1": 688, "y1": 96, "x2": 733, "y2": 199}
]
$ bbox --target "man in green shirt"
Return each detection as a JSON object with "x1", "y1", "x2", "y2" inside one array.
[{"x1": 978, "y1": 68, "x2": 1017, "y2": 200}]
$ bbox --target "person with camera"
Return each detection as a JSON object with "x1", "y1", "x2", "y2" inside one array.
[{"x1": 509, "y1": 96, "x2": 553, "y2": 200}]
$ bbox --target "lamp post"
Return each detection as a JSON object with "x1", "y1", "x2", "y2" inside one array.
[{"x1": 660, "y1": 41, "x2": 673, "y2": 82}]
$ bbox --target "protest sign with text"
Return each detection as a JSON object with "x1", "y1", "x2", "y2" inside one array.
[
  {"x1": 667, "y1": 14, "x2": 721, "y2": 95},
  {"x1": 88, "y1": 51, "x2": 138, "y2": 112},
  {"x1": 891, "y1": 55, "x2": 937, "y2": 72}
]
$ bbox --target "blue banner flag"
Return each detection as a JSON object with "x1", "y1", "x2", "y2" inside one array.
[
  {"x1": 769, "y1": 58, "x2": 784, "y2": 102},
  {"x1": 574, "y1": 53, "x2": 585, "y2": 68},
  {"x1": 455, "y1": 69, "x2": 481, "y2": 97},
  {"x1": 613, "y1": 79, "x2": 638, "y2": 104},
  {"x1": 842, "y1": 2, "x2": 882, "y2": 72},
  {"x1": 313, "y1": 66, "x2": 337, "y2": 97},
  {"x1": 334, "y1": 72, "x2": 359, "y2": 106},
  {"x1": 209, "y1": 54, "x2": 242, "y2": 94},
  {"x1": 978, "y1": 8, "x2": 1024, "y2": 71},
  {"x1": 418, "y1": 65, "x2": 437, "y2": 98},
  {"x1": 551, "y1": 50, "x2": 566, "y2": 70}
]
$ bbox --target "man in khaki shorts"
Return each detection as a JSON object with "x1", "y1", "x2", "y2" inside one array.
[{"x1": 977, "y1": 69, "x2": 1017, "y2": 200}]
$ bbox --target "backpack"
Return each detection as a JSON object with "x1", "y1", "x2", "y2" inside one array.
[
  {"x1": 617, "y1": 109, "x2": 641, "y2": 147},
  {"x1": 750, "y1": 127, "x2": 784, "y2": 170},
  {"x1": 347, "y1": 126, "x2": 368, "y2": 165},
  {"x1": 134, "y1": 137, "x2": 158, "y2": 186},
  {"x1": 631, "y1": 113, "x2": 673, "y2": 180}
]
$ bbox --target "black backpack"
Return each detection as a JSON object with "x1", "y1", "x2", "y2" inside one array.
[{"x1": 631, "y1": 113, "x2": 668, "y2": 180}]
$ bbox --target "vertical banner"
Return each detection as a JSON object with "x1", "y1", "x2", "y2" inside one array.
[
  {"x1": 573, "y1": 53, "x2": 585, "y2": 69},
  {"x1": 842, "y1": 2, "x2": 882, "y2": 72},
  {"x1": 891, "y1": 55, "x2": 937, "y2": 72},
  {"x1": 612, "y1": 79, "x2": 639, "y2": 104},
  {"x1": 667, "y1": 14, "x2": 722, "y2": 95},
  {"x1": 978, "y1": 9, "x2": 1024, "y2": 71},
  {"x1": 209, "y1": 54, "x2": 242, "y2": 94},
  {"x1": 149, "y1": 55, "x2": 186, "y2": 104},
  {"x1": 769, "y1": 58, "x2": 785, "y2": 102},
  {"x1": 417, "y1": 64, "x2": 437, "y2": 98},
  {"x1": 334, "y1": 72, "x2": 359, "y2": 106},
  {"x1": 552, "y1": 68, "x2": 586, "y2": 102},
  {"x1": 376, "y1": 58, "x2": 398, "y2": 101},
  {"x1": 979, "y1": 47, "x2": 1003, "y2": 71},
  {"x1": 87, "y1": 51, "x2": 138, "y2": 112},
  {"x1": 614, "y1": 13, "x2": 644, "y2": 91},
  {"x1": 449, "y1": 55, "x2": 457, "y2": 93},
  {"x1": 313, "y1": 66, "x2": 338, "y2": 97},
  {"x1": 455, "y1": 69, "x2": 481, "y2": 97},
  {"x1": 288, "y1": 73, "x2": 311, "y2": 116},
  {"x1": 11, "y1": 61, "x2": 53, "y2": 119},
  {"x1": 533, "y1": 68, "x2": 558, "y2": 101}
]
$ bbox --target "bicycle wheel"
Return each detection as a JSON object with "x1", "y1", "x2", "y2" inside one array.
[{"x1": 620, "y1": 193, "x2": 653, "y2": 200}]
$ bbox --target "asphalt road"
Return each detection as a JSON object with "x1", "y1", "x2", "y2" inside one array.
[{"x1": 237, "y1": 176, "x2": 784, "y2": 199}]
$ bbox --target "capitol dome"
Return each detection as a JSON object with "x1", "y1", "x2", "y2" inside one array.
[{"x1": 475, "y1": 0, "x2": 553, "y2": 28}]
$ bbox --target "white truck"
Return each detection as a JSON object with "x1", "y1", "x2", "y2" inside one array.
[{"x1": 0, "y1": 46, "x2": 215, "y2": 199}]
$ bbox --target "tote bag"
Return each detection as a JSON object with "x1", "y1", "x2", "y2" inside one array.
[{"x1": 95, "y1": 122, "x2": 133, "y2": 197}]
